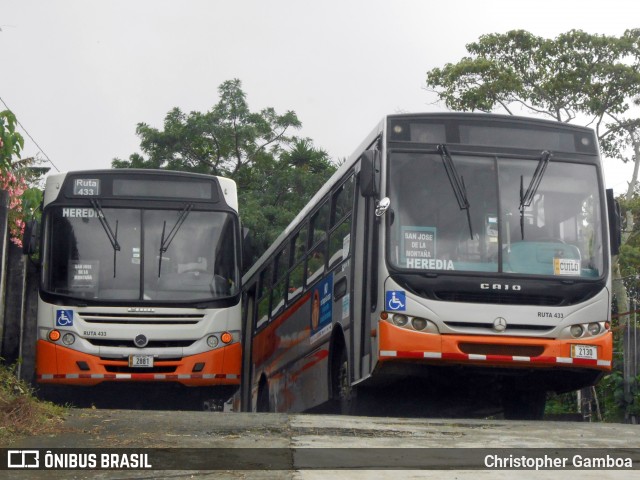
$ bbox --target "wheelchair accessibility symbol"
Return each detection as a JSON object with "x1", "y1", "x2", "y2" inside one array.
[
  {"x1": 56, "y1": 309, "x2": 74, "y2": 327},
  {"x1": 385, "y1": 291, "x2": 406, "y2": 311}
]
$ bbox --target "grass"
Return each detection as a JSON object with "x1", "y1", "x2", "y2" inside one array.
[{"x1": 0, "y1": 362, "x2": 66, "y2": 442}]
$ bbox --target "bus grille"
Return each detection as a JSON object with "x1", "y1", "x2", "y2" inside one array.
[
  {"x1": 435, "y1": 291, "x2": 563, "y2": 306},
  {"x1": 87, "y1": 339, "x2": 196, "y2": 348},
  {"x1": 104, "y1": 365, "x2": 177, "y2": 374},
  {"x1": 78, "y1": 312, "x2": 204, "y2": 325},
  {"x1": 445, "y1": 321, "x2": 553, "y2": 334},
  {"x1": 458, "y1": 343, "x2": 545, "y2": 357}
]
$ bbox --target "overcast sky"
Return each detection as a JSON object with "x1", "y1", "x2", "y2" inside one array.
[{"x1": 1, "y1": 0, "x2": 638, "y2": 194}]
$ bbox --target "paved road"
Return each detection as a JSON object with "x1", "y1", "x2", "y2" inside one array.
[{"x1": 6, "y1": 410, "x2": 640, "y2": 479}]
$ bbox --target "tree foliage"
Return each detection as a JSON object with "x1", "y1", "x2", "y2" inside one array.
[
  {"x1": 0, "y1": 110, "x2": 24, "y2": 170},
  {"x1": 113, "y1": 79, "x2": 336, "y2": 260},
  {"x1": 0, "y1": 110, "x2": 45, "y2": 246}
]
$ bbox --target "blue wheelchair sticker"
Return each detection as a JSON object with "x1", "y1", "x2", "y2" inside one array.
[
  {"x1": 386, "y1": 291, "x2": 406, "y2": 311},
  {"x1": 56, "y1": 309, "x2": 74, "y2": 327}
]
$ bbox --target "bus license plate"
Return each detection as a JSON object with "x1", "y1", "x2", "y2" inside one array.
[
  {"x1": 571, "y1": 345, "x2": 597, "y2": 360},
  {"x1": 129, "y1": 355, "x2": 154, "y2": 368}
]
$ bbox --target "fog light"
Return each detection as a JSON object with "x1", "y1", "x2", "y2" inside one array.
[
  {"x1": 588, "y1": 322, "x2": 601, "y2": 336},
  {"x1": 76, "y1": 361, "x2": 90, "y2": 371},
  {"x1": 221, "y1": 332, "x2": 233, "y2": 344},
  {"x1": 62, "y1": 333, "x2": 75, "y2": 345},
  {"x1": 206, "y1": 335, "x2": 219, "y2": 348},
  {"x1": 48, "y1": 330, "x2": 61, "y2": 342},
  {"x1": 392, "y1": 314, "x2": 408, "y2": 326},
  {"x1": 570, "y1": 325, "x2": 584, "y2": 338},
  {"x1": 193, "y1": 362, "x2": 205, "y2": 372},
  {"x1": 412, "y1": 318, "x2": 428, "y2": 331}
]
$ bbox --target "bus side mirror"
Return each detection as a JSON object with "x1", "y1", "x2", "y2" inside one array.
[
  {"x1": 606, "y1": 188, "x2": 621, "y2": 255},
  {"x1": 22, "y1": 219, "x2": 40, "y2": 256},
  {"x1": 359, "y1": 150, "x2": 380, "y2": 197}
]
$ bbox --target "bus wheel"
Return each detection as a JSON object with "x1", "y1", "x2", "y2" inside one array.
[
  {"x1": 333, "y1": 348, "x2": 354, "y2": 415},
  {"x1": 257, "y1": 379, "x2": 270, "y2": 412},
  {"x1": 502, "y1": 388, "x2": 546, "y2": 420}
]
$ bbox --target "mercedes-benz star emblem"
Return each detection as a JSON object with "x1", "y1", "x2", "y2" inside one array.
[
  {"x1": 493, "y1": 317, "x2": 507, "y2": 332},
  {"x1": 134, "y1": 334, "x2": 148, "y2": 348}
]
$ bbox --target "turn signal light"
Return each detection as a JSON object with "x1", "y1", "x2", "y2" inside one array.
[
  {"x1": 220, "y1": 332, "x2": 233, "y2": 344},
  {"x1": 48, "y1": 330, "x2": 61, "y2": 342}
]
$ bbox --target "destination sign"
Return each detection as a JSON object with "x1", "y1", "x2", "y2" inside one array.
[{"x1": 73, "y1": 178, "x2": 100, "y2": 196}]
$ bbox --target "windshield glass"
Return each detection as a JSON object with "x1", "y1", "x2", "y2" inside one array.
[
  {"x1": 44, "y1": 207, "x2": 239, "y2": 302},
  {"x1": 387, "y1": 152, "x2": 604, "y2": 278}
]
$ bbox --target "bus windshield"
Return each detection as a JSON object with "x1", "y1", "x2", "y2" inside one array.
[
  {"x1": 44, "y1": 207, "x2": 239, "y2": 302},
  {"x1": 387, "y1": 151, "x2": 604, "y2": 277}
]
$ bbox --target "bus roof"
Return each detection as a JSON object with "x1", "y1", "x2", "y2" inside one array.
[{"x1": 43, "y1": 169, "x2": 238, "y2": 212}]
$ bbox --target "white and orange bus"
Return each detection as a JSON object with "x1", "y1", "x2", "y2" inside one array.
[
  {"x1": 239, "y1": 113, "x2": 620, "y2": 419},
  {"x1": 29, "y1": 169, "x2": 242, "y2": 402}
]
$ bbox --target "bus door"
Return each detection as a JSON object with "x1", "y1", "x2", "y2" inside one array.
[
  {"x1": 351, "y1": 150, "x2": 380, "y2": 384},
  {"x1": 240, "y1": 284, "x2": 257, "y2": 411}
]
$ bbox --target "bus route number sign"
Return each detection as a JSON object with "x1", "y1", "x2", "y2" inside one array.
[
  {"x1": 129, "y1": 354, "x2": 154, "y2": 368},
  {"x1": 73, "y1": 178, "x2": 100, "y2": 196}
]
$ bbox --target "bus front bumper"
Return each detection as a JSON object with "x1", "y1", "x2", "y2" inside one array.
[
  {"x1": 378, "y1": 321, "x2": 613, "y2": 372},
  {"x1": 35, "y1": 339, "x2": 240, "y2": 387}
]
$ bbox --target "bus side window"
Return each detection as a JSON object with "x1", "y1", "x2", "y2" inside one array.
[
  {"x1": 306, "y1": 200, "x2": 329, "y2": 286},
  {"x1": 288, "y1": 227, "x2": 307, "y2": 301},
  {"x1": 329, "y1": 220, "x2": 351, "y2": 268},
  {"x1": 331, "y1": 174, "x2": 354, "y2": 226},
  {"x1": 271, "y1": 246, "x2": 288, "y2": 318},
  {"x1": 306, "y1": 241, "x2": 326, "y2": 285},
  {"x1": 328, "y1": 174, "x2": 354, "y2": 268},
  {"x1": 309, "y1": 201, "x2": 330, "y2": 246},
  {"x1": 256, "y1": 263, "x2": 272, "y2": 329}
]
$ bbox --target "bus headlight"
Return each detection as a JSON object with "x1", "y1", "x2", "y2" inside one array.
[
  {"x1": 206, "y1": 335, "x2": 219, "y2": 348},
  {"x1": 392, "y1": 314, "x2": 408, "y2": 327},
  {"x1": 587, "y1": 322, "x2": 601, "y2": 336},
  {"x1": 411, "y1": 317, "x2": 428, "y2": 331},
  {"x1": 570, "y1": 325, "x2": 584, "y2": 338},
  {"x1": 62, "y1": 333, "x2": 75, "y2": 346}
]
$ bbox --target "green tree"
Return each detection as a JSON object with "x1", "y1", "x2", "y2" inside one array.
[
  {"x1": 426, "y1": 29, "x2": 640, "y2": 420},
  {"x1": 0, "y1": 110, "x2": 24, "y2": 169},
  {"x1": 113, "y1": 79, "x2": 336, "y2": 259},
  {"x1": 0, "y1": 110, "x2": 44, "y2": 246}
]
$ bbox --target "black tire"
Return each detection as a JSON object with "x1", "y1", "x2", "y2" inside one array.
[
  {"x1": 329, "y1": 347, "x2": 355, "y2": 415},
  {"x1": 256, "y1": 380, "x2": 270, "y2": 412}
]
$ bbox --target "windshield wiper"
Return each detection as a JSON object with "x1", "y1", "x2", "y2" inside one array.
[
  {"x1": 519, "y1": 150, "x2": 552, "y2": 239},
  {"x1": 158, "y1": 203, "x2": 194, "y2": 277},
  {"x1": 90, "y1": 199, "x2": 120, "y2": 277},
  {"x1": 437, "y1": 144, "x2": 473, "y2": 239}
]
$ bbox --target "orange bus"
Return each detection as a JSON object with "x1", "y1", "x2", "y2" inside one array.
[
  {"x1": 239, "y1": 113, "x2": 619, "y2": 419},
  {"x1": 28, "y1": 169, "x2": 242, "y2": 404}
]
